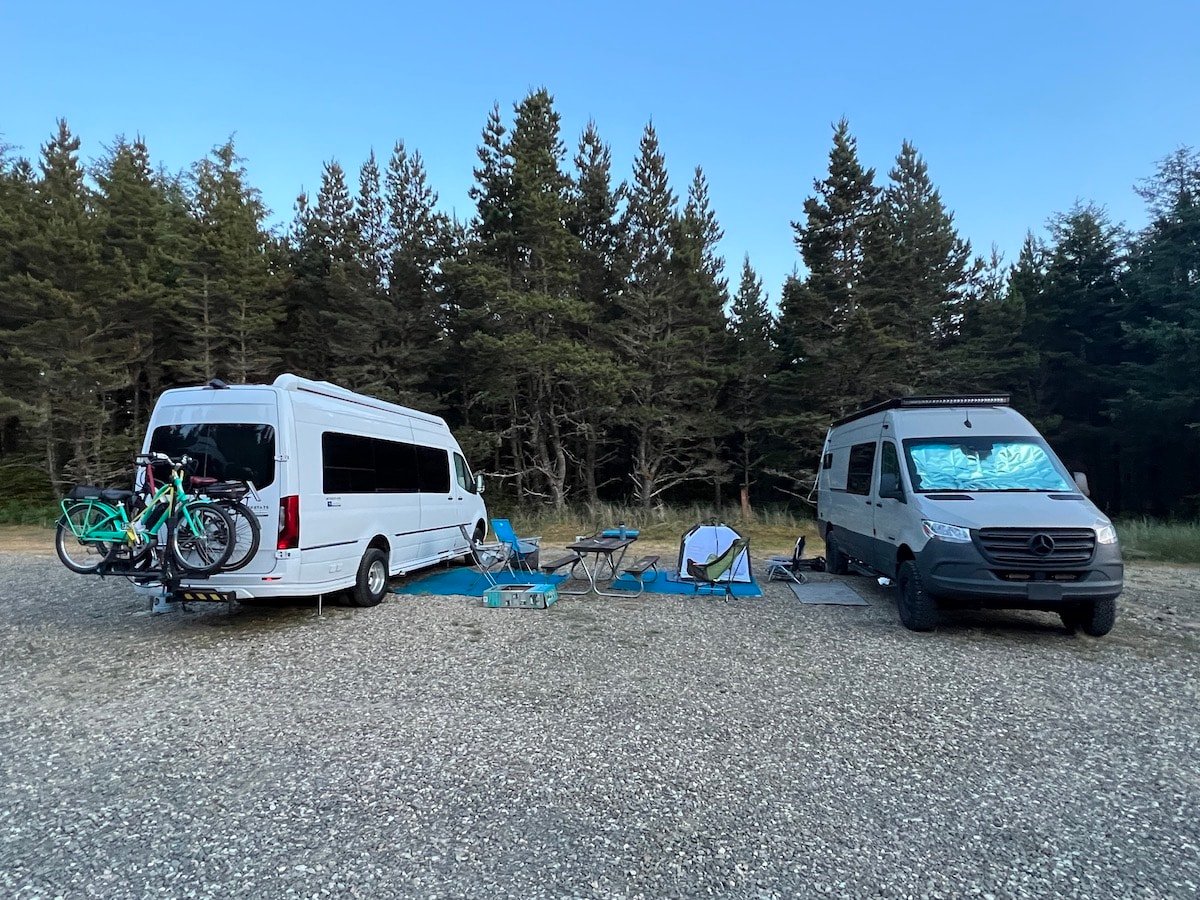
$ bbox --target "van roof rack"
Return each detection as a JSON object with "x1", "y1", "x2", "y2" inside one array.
[{"x1": 833, "y1": 394, "x2": 1011, "y2": 427}]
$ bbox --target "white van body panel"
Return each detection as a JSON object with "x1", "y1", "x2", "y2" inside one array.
[{"x1": 142, "y1": 376, "x2": 488, "y2": 600}]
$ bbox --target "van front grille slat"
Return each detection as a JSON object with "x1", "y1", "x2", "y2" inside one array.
[{"x1": 975, "y1": 528, "x2": 1096, "y2": 567}]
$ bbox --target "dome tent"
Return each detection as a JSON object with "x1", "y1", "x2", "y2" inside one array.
[{"x1": 676, "y1": 521, "x2": 752, "y2": 583}]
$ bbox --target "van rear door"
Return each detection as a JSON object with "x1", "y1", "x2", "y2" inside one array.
[{"x1": 145, "y1": 392, "x2": 281, "y2": 576}]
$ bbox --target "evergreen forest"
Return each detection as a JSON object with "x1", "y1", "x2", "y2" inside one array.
[{"x1": 2, "y1": 90, "x2": 1198, "y2": 517}]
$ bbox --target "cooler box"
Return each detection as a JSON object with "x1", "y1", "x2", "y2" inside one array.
[{"x1": 483, "y1": 583, "x2": 559, "y2": 609}]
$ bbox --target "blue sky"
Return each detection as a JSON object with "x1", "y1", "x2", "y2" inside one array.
[{"x1": 2, "y1": 1, "x2": 1197, "y2": 300}]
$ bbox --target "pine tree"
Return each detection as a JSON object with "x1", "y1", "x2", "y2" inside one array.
[
  {"x1": 726, "y1": 256, "x2": 775, "y2": 512},
  {"x1": 1024, "y1": 204, "x2": 1128, "y2": 509},
  {"x1": 1115, "y1": 148, "x2": 1200, "y2": 515},
  {"x1": 93, "y1": 137, "x2": 195, "y2": 434},
  {"x1": 188, "y1": 139, "x2": 279, "y2": 383},
  {"x1": 947, "y1": 246, "x2": 1038, "y2": 397},
  {"x1": 859, "y1": 140, "x2": 976, "y2": 392},
  {"x1": 381, "y1": 140, "x2": 451, "y2": 409},
  {"x1": 452, "y1": 89, "x2": 613, "y2": 507},
  {"x1": 618, "y1": 122, "x2": 721, "y2": 506},
  {"x1": 771, "y1": 120, "x2": 882, "y2": 479},
  {"x1": 0, "y1": 120, "x2": 110, "y2": 490},
  {"x1": 570, "y1": 121, "x2": 627, "y2": 502}
]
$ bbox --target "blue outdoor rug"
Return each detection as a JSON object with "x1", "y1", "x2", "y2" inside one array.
[
  {"x1": 391, "y1": 568, "x2": 564, "y2": 598},
  {"x1": 609, "y1": 570, "x2": 763, "y2": 598}
]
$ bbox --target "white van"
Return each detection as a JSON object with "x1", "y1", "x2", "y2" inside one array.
[
  {"x1": 141, "y1": 375, "x2": 488, "y2": 606},
  {"x1": 817, "y1": 395, "x2": 1123, "y2": 635}
]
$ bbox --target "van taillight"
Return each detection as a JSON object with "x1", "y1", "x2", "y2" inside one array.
[{"x1": 277, "y1": 495, "x2": 300, "y2": 550}]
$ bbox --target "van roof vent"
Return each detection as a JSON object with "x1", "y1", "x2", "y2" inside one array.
[{"x1": 833, "y1": 394, "x2": 1011, "y2": 427}]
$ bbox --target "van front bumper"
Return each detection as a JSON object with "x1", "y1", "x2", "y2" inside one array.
[{"x1": 917, "y1": 540, "x2": 1123, "y2": 608}]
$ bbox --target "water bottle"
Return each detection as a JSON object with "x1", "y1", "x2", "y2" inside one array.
[{"x1": 618, "y1": 521, "x2": 627, "y2": 539}]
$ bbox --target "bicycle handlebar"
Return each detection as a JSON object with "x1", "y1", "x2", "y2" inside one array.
[{"x1": 136, "y1": 452, "x2": 193, "y2": 468}]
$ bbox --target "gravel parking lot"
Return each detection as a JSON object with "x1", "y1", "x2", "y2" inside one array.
[{"x1": 1, "y1": 550, "x2": 1198, "y2": 899}]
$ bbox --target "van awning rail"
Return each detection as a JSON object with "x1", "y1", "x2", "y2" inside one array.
[{"x1": 833, "y1": 394, "x2": 1011, "y2": 427}]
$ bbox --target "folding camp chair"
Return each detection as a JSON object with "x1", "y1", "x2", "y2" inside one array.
[
  {"x1": 765, "y1": 536, "x2": 809, "y2": 585},
  {"x1": 686, "y1": 538, "x2": 750, "y2": 599},
  {"x1": 490, "y1": 518, "x2": 542, "y2": 573},
  {"x1": 458, "y1": 524, "x2": 505, "y2": 588}
]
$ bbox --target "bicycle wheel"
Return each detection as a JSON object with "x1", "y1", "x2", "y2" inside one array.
[
  {"x1": 169, "y1": 503, "x2": 235, "y2": 576},
  {"x1": 55, "y1": 502, "x2": 119, "y2": 574},
  {"x1": 215, "y1": 499, "x2": 261, "y2": 572}
]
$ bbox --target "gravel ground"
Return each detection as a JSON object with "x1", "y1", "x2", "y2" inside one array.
[{"x1": 1, "y1": 553, "x2": 1198, "y2": 899}]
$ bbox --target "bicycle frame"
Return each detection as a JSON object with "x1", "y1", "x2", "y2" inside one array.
[{"x1": 59, "y1": 462, "x2": 206, "y2": 547}]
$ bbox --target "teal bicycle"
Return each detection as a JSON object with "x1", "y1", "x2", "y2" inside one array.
[{"x1": 55, "y1": 452, "x2": 236, "y2": 578}]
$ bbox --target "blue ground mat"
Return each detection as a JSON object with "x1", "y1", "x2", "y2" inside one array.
[
  {"x1": 609, "y1": 570, "x2": 763, "y2": 597},
  {"x1": 391, "y1": 568, "x2": 564, "y2": 598}
]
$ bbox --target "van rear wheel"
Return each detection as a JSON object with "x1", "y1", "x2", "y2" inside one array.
[
  {"x1": 825, "y1": 530, "x2": 849, "y2": 576},
  {"x1": 347, "y1": 548, "x2": 389, "y2": 608},
  {"x1": 897, "y1": 560, "x2": 938, "y2": 631}
]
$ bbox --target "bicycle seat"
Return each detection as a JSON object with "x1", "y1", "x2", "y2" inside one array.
[
  {"x1": 189, "y1": 476, "x2": 218, "y2": 488},
  {"x1": 67, "y1": 485, "x2": 134, "y2": 503}
]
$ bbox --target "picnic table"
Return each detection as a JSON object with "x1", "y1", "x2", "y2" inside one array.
[{"x1": 559, "y1": 534, "x2": 638, "y2": 596}]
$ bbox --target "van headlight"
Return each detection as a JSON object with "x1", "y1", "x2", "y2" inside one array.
[
  {"x1": 1095, "y1": 524, "x2": 1118, "y2": 544},
  {"x1": 921, "y1": 520, "x2": 972, "y2": 543}
]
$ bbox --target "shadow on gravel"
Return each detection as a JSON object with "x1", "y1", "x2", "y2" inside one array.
[{"x1": 170, "y1": 595, "x2": 352, "y2": 631}]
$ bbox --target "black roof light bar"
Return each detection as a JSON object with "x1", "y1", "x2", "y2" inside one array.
[{"x1": 833, "y1": 394, "x2": 1011, "y2": 427}]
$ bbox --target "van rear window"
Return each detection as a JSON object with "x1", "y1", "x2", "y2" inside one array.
[{"x1": 150, "y1": 424, "x2": 276, "y2": 488}]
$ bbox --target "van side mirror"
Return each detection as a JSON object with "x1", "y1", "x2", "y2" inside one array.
[
  {"x1": 1073, "y1": 472, "x2": 1090, "y2": 497},
  {"x1": 878, "y1": 473, "x2": 905, "y2": 501},
  {"x1": 475, "y1": 474, "x2": 486, "y2": 495}
]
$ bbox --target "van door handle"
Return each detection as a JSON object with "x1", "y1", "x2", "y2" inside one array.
[{"x1": 875, "y1": 502, "x2": 883, "y2": 507}]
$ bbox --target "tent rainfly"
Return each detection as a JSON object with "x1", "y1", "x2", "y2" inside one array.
[{"x1": 676, "y1": 522, "x2": 752, "y2": 583}]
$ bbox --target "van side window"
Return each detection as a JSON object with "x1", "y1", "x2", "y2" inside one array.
[
  {"x1": 322, "y1": 432, "x2": 418, "y2": 493},
  {"x1": 454, "y1": 453, "x2": 476, "y2": 493},
  {"x1": 416, "y1": 446, "x2": 451, "y2": 494},
  {"x1": 880, "y1": 442, "x2": 904, "y2": 498},
  {"x1": 846, "y1": 442, "x2": 876, "y2": 495}
]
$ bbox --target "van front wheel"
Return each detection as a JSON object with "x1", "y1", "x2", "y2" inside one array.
[
  {"x1": 348, "y1": 548, "x2": 389, "y2": 608},
  {"x1": 897, "y1": 560, "x2": 938, "y2": 631},
  {"x1": 1060, "y1": 598, "x2": 1116, "y2": 637}
]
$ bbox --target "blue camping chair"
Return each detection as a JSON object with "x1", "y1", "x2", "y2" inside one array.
[{"x1": 490, "y1": 518, "x2": 541, "y2": 573}]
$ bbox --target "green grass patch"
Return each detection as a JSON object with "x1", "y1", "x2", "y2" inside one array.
[
  {"x1": 1117, "y1": 519, "x2": 1200, "y2": 565},
  {"x1": 0, "y1": 500, "x2": 60, "y2": 528}
]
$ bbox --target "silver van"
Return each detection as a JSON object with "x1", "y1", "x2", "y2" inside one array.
[{"x1": 816, "y1": 395, "x2": 1123, "y2": 634}]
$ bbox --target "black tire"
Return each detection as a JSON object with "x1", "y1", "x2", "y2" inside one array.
[
  {"x1": 215, "y1": 499, "x2": 261, "y2": 572},
  {"x1": 55, "y1": 502, "x2": 119, "y2": 574},
  {"x1": 825, "y1": 529, "x2": 849, "y2": 576},
  {"x1": 169, "y1": 503, "x2": 236, "y2": 576},
  {"x1": 897, "y1": 560, "x2": 939, "y2": 632},
  {"x1": 347, "y1": 548, "x2": 389, "y2": 608},
  {"x1": 1060, "y1": 598, "x2": 1116, "y2": 637}
]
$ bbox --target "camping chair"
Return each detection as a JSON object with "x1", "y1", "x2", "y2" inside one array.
[
  {"x1": 458, "y1": 524, "x2": 504, "y2": 588},
  {"x1": 765, "y1": 535, "x2": 811, "y2": 585},
  {"x1": 686, "y1": 538, "x2": 750, "y2": 599},
  {"x1": 490, "y1": 518, "x2": 541, "y2": 573}
]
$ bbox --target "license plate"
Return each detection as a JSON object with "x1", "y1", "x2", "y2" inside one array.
[{"x1": 1027, "y1": 583, "x2": 1063, "y2": 602}]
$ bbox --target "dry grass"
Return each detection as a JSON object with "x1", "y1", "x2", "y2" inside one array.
[{"x1": 500, "y1": 503, "x2": 821, "y2": 557}]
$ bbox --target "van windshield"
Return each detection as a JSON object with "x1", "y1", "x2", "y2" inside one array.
[
  {"x1": 150, "y1": 423, "x2": 276, "y2": 488},
  {"x1": 902, "y1": 437, "x2": 1073, "y2": 493}
]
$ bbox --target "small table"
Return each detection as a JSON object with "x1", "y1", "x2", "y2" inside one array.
[{"x1": 561, "y1": 535, "x2": 637, "y2": 596}]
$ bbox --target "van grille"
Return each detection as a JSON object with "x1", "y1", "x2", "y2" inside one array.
[{"x1": 975, "y1": 528, "x2": 1096, "y2": 567}]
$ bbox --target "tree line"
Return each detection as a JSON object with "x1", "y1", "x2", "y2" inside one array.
[{"x1": 1, "y1": 89, "x2": 1197, "y2": 516}]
